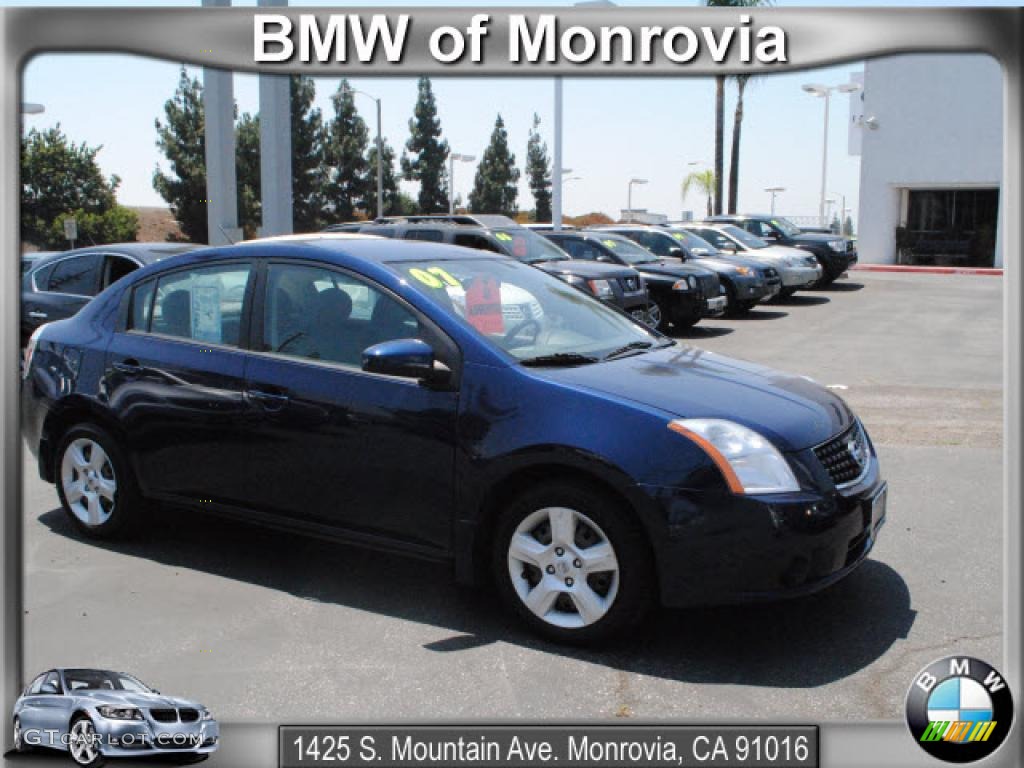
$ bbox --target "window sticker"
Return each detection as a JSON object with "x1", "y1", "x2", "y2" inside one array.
[
  {"x1": 512, "y1": 237, "x2": 528, "y2": 258},
  {"x1": 672, "y1": 232, "x2": 686, "y2": 240},
  {"x1": 494, "y1": 232, "x2": 514, "y2": 242},
  {"x1": 602, "y1": 239, "x2": 619, "y2": 248},
  {"x1": 465, "y1": 276, "x2": 504, "y2": 334},
  {"x1": 409, "y1": 266, "x2": 463, "y2": 289},
  {"x1": 191, "y1": 279, "x2": 223, "y2": 344}
]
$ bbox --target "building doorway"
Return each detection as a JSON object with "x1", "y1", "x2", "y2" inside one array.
[{"x1": 897, "y1": 188, "x2": 999, "y2": 267}]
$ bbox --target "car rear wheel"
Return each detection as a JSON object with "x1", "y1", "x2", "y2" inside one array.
[
  {"x1": 68, "y1": 715, "x2": 105, "y2": 767},
  {"x1": 724, "y1": 283, "x2": 749, "y2": 317},
  {"x1": 56, "y1": 425, "x2": 139, "y2": 539},
  {"x1": 493, "y1": 481, "x2": 654, "y2": 644}
]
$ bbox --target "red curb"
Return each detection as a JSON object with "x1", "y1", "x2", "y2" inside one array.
[{"x1": 851, "y1": 264, "x2": 1003, "y2": 276}]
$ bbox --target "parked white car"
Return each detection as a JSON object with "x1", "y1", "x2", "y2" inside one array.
[{"x1": 685, "y1": 223, "x2": 823, "y2": 296}]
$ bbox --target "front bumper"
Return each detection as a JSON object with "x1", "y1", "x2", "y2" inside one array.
[
  {"x1": 732, "y1": 275, "x2": 774, "y2": 303},
  {"x1": 644, "y1": 458, "x2": 887, "y2": 607},
  {"x1": 779, "y1": 265, "x2": 823, "y2": 288},
  {"x1": 94, "y1": 716, "x2": 220, "y2": 758}
]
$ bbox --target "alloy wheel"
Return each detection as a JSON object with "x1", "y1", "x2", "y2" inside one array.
[
  {"x1": 507, "y1": 506, "x2": 620, "y2": 629},
  {"x1": 61, "y1": 438, "x2": 117, "y2": 528},
  {"x1": 13, "y1": 717, "x2": 21, "y2": 751},
  {"x1": 645, "y1": 303, "x2": 663, "y2": 330},
  {"x1": 69, "y1": 718, "x2": 98, "y2": 765}
]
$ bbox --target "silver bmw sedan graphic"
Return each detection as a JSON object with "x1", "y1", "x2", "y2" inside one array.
[{"x1": 12, "y1": 668, "x2": 218, "y2": 766}]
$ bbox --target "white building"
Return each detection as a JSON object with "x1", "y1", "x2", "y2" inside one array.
[{"x1": 851, "y1": 54, "x2": 1003, "y2": 267}]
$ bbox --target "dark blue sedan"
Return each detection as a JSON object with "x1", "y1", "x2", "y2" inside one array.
[{"x1": 21, "y1": 234, "x2": 887, "y2": 643}]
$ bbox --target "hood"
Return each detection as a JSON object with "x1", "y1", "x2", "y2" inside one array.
[
  {"x1": 690, "y1": 253, "x2": 769, "y2": 274},
  {"x1": 791, "y1": 232, "x2": 845, "y2": 245},
  {"x1": 634, "y1": 259, "x2": 714, "y2": 279},
  {"x1": 540, "y1": 344, "x2": 853, "y2": 452},
  {"x1": 80, "y1": 690, "x2": 201, "y2": 710},
  {"x1": 536, "y1": 259, "x2": 638, "y2": 280}
]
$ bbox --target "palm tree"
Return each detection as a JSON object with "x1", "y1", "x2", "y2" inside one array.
[
  {"x1": 705, "y1": 0, "x2": 770, "y2": 215},
  {"x1": 727, "y1": 74, "x2": 750, "y2": 214},
  {"x1": 682, "y1": 169, "x2": 716, "y2": 219}
]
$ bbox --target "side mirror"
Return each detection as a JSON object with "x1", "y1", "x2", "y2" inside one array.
[
  {"x1": 362, "y1": 339, "x2": 448, "y2": 386},
  {"x1": 668, "y1": 246, "x2": 686, "y2": 261},
  {"x1": 720, "y1": 245, "x2": 737, "y2": 253},
  {"x1": 596, "y1": 254, "x2": 614, "y2": 263}
]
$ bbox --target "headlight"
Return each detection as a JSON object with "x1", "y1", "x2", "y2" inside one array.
[
  {"x1": 828, "y1": 240, "x2": 845, "y2": 252},
  {"x1": 586, "y1": 279, "x2": 614, "y2": 299},
  {"x1": 201, "y1": 708, "x2": 214, "y2": 721},
  {"x1": 668, "y1": 418, "x2": 800, "y2": 494},
  {"x1": 671, "y1": 277, "x2": 696, "y2": 291},
  {"x1": 22, "y1": 323, "x2": 47, "y2": 380},
  {"x1": 733, "y1": 266, "x2": 752, "y2": 276},
  {"x1": 97, "y1": 706, "x2": 142, "y2": 720}
]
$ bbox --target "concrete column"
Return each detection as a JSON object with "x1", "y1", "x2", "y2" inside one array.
[
  {"x1": 258, "y1": 0, "x2": 293, "y2": 236},
  {"x1": 201, "y1": 0, "x2": 241, "y2": 245}
]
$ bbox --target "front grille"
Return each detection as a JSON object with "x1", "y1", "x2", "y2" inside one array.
[
  {"x1": 179, "y1": 709, "x2": 200, "y2": 723},
  {"x1": 620, "y1": 276, "x2": 641, "y2": 293},
  {"x1": 698, "y1": 273, "x2": 720, "y2": 299},
  {"x1": 814, "y1": 421, "x2": 870, "y2": 488},
  {"x1": 149, "y1": 709, "x2": 178, "y2": 723}
]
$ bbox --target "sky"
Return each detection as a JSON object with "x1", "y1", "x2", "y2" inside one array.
[{"x1": 17, "y1": 0, "x2": 1019, "y2": 226}]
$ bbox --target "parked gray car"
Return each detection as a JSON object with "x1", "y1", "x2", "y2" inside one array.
[{"x1": 12, "y1": 668, "x2": 218, "y2": 766}]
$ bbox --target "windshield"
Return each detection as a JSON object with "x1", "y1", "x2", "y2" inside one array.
[
  {"x1": 64, "y1": 669, "x2": 153, "y2": 693},
  {"x1": 392, "y1": 257, "x2": 664, "y2": 363},
  {"x1": 667, "y1": 229, "x2": 718, "y2": 256},
  {"x1": 493, "y1": 228, "x2": 569, "y2": 264},
  {"x1": 720, "y1": 225, "x2": 769, "y2": 250},
  {"x1": 769, "y1": 217, "x2": 803, "y2": 238},
  {"x1": 593, "y1": 235, "x2": 658, "y2": 264}
]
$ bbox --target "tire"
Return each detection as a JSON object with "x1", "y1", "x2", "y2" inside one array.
[
  {"x1": 492, "y1": 481, "x2": 655, "y2": 644},
  {"x1": 67, "y1": 714, "x2": 105, "y2": 767},
  {"x1": 13, "y1": 716, "x2": 30, "y2": 754},
  {"x1": 647, "y1": 299, "x2": 667, "y2": 332},
  {"x1": 778, "y1": 287, "x2": 798, "y2": 299},
  {"x1": 724, "y1": 283, "x2": 749, "y2": 317},
  {"x1": 55, "y1": 424, "x2": 140, "y2": 539}
]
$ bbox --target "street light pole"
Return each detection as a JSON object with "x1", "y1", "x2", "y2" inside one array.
[
  {"x1": 553, "y1": 77, "x2": 563, "y2": 229},
  {"x1": 802, "y1": 81, "x2": 861, "y2": 226},
  {"x1": 345, "y1": 85, "x2": 384, "y2": 219},
  {"x1": 765, "y1": 186, "x2": 785, "y2": 216}
]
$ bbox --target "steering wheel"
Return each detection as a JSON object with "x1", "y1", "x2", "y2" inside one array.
[{"x1": 503, "y1": 316, "x2": 541, "y2": 345}]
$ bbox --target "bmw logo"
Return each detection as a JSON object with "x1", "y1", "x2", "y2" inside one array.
[{"x1": 906, "y1": 656, "x2": 1014, "y2": 763}]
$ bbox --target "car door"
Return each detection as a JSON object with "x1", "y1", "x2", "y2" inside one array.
[
  {"x1": 241, "y1": 260, "x2": 459, "y2": 552},
  {"x1": 16, "y1": 673, "x2": 47, "y2": 735},
  {"x1": 104, "y1": 260, "x2": 257, "y2": 506},
  {"x1": 33, "y1": 671, "x2": 73, "y2": 734},
  {"x1": 22, "y1": 253, "x2": 103, "y2": 342}
]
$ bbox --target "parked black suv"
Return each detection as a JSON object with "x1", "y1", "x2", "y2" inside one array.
[
  {"x1": 541, "y1": 230, "x2": 724, "y2": 330},
  {"x1": 706, "y1": 214, "x2": 857, "y2": 285},
  {"x1": 325, "y1": 216, "x2": 653, "y2": 324}
]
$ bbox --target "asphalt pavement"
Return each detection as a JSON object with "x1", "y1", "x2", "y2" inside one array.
[{"x1": 20, "y1": 271, "x2": 1003, "y2": 724}]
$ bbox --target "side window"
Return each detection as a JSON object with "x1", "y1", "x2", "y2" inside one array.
[
  {"x1": 104, "y1": 255, "x2": 140, "y2": 289},
  {"x1": 46, "y1": 254, "x2": 102, "y2": 296},
  {"x1": 41, "y1": 671, "x2": 61, "y2": 695},
  {"x1": 32, "y1": 262, "x2": 56, "y2": 291},
  {"x1": 27, "y1": 674, "x2": 46, "y2": 695},
  {"x1": 636, "y1": 232, "x2": 669, "y2": 256},
  {"x1": 404, "y1": 229, "x2": 444, "y2": 243},
  {"x1": 129, "y1": 278, "x2": 157, "y2": 332},
  {"x1": 150, "y1": 263, "x2": 253, "y2": 347},
  {"x1": 263, "y1": 264, "x2": 420, "y2": 369},
  {"x1": 454, "y1": 234, "x2": 502, "y2": 254}
]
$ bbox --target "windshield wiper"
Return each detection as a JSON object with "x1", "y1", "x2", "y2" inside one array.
[
  {"x1": 520, "y1": 352, "x2": 598, "y2": 367},
  {"x1": 603, "y1": 340, "x2": 654, "y2": 360}
]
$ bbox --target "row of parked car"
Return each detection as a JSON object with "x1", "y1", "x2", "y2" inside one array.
[{"x1": 20, "y1": 214, "x2": 857, "y2": 347}]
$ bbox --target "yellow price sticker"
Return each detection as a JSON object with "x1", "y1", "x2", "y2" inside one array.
[
  {"x1": 602, "y1": 239, "x2": 618, "y2": 248},
  {"x1": 672, "y1": 233, "x2": 686, "y2": 240},
  {"x1": 408, "y1": 266, "x2": 462, "y2": 289},
  {"x1": 494, "y1": 232, "x2": 514, "y2": 242}
]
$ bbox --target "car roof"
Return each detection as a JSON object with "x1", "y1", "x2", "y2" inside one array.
[
  {"x1": 203, "y1": 235, "x2": 509, "y2": 265},
  {"x1": 29, "y1": 242, "x2": 200, "y2": 269}
]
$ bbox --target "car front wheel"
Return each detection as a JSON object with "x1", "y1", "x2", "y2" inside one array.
[
  {"x1": 68, "y1": 715, "x2": 105, "y2": 767},
  {"x1": 56, "y1": 425, "x2": 139, "y2": 539},
  {"x1": 13, "y1": 716, "x2": 28, "y2": 753},
  {"x1": 493, "y1": 481, "x2": 654, "y2": 644}
]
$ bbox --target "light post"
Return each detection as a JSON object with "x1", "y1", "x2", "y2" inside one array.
[
  {"x1": 448, "y1": 153, "x2": 475, "y2": 214},
  {"x1": 802, "y1": 81, "x2": 861, "y2": 225},
  {"x1": 627, "y1": 178, "x2": 648, "y2": 222},
  {"x1": 765, "y1": 186, "x2": 785, "y2": 216},
  {"x1": 829, "y1": 191, "x2": 847, "y2": 233},
  {"x1": 344, "y1": 85, "x2": 383, "y2": 219}
]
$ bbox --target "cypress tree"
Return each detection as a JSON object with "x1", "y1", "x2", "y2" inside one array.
[
  {"x1": 400, "y1": 77, "x2": 449, "y2": 213},
  {"x1": 468, "y1": 114, "x2": 519, "y2": 216}
]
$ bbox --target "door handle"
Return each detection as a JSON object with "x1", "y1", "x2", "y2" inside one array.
[
  {"x1": 28, "y1": 311, "x2": 48, "y2": 319},
  {"x1": 245, "y1": 389, "x2": 290, "y2": 411},
  {"x1": 112, "y1": 359, "x2": 143, "y2": 376}
]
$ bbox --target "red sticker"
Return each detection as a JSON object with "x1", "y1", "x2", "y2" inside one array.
[
  {"x1": 512, "y1": 237, "x2": 528, "y2": 258},
  {"x1": 465, "y1": 277, "x2": 504, "y2": 334}
]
